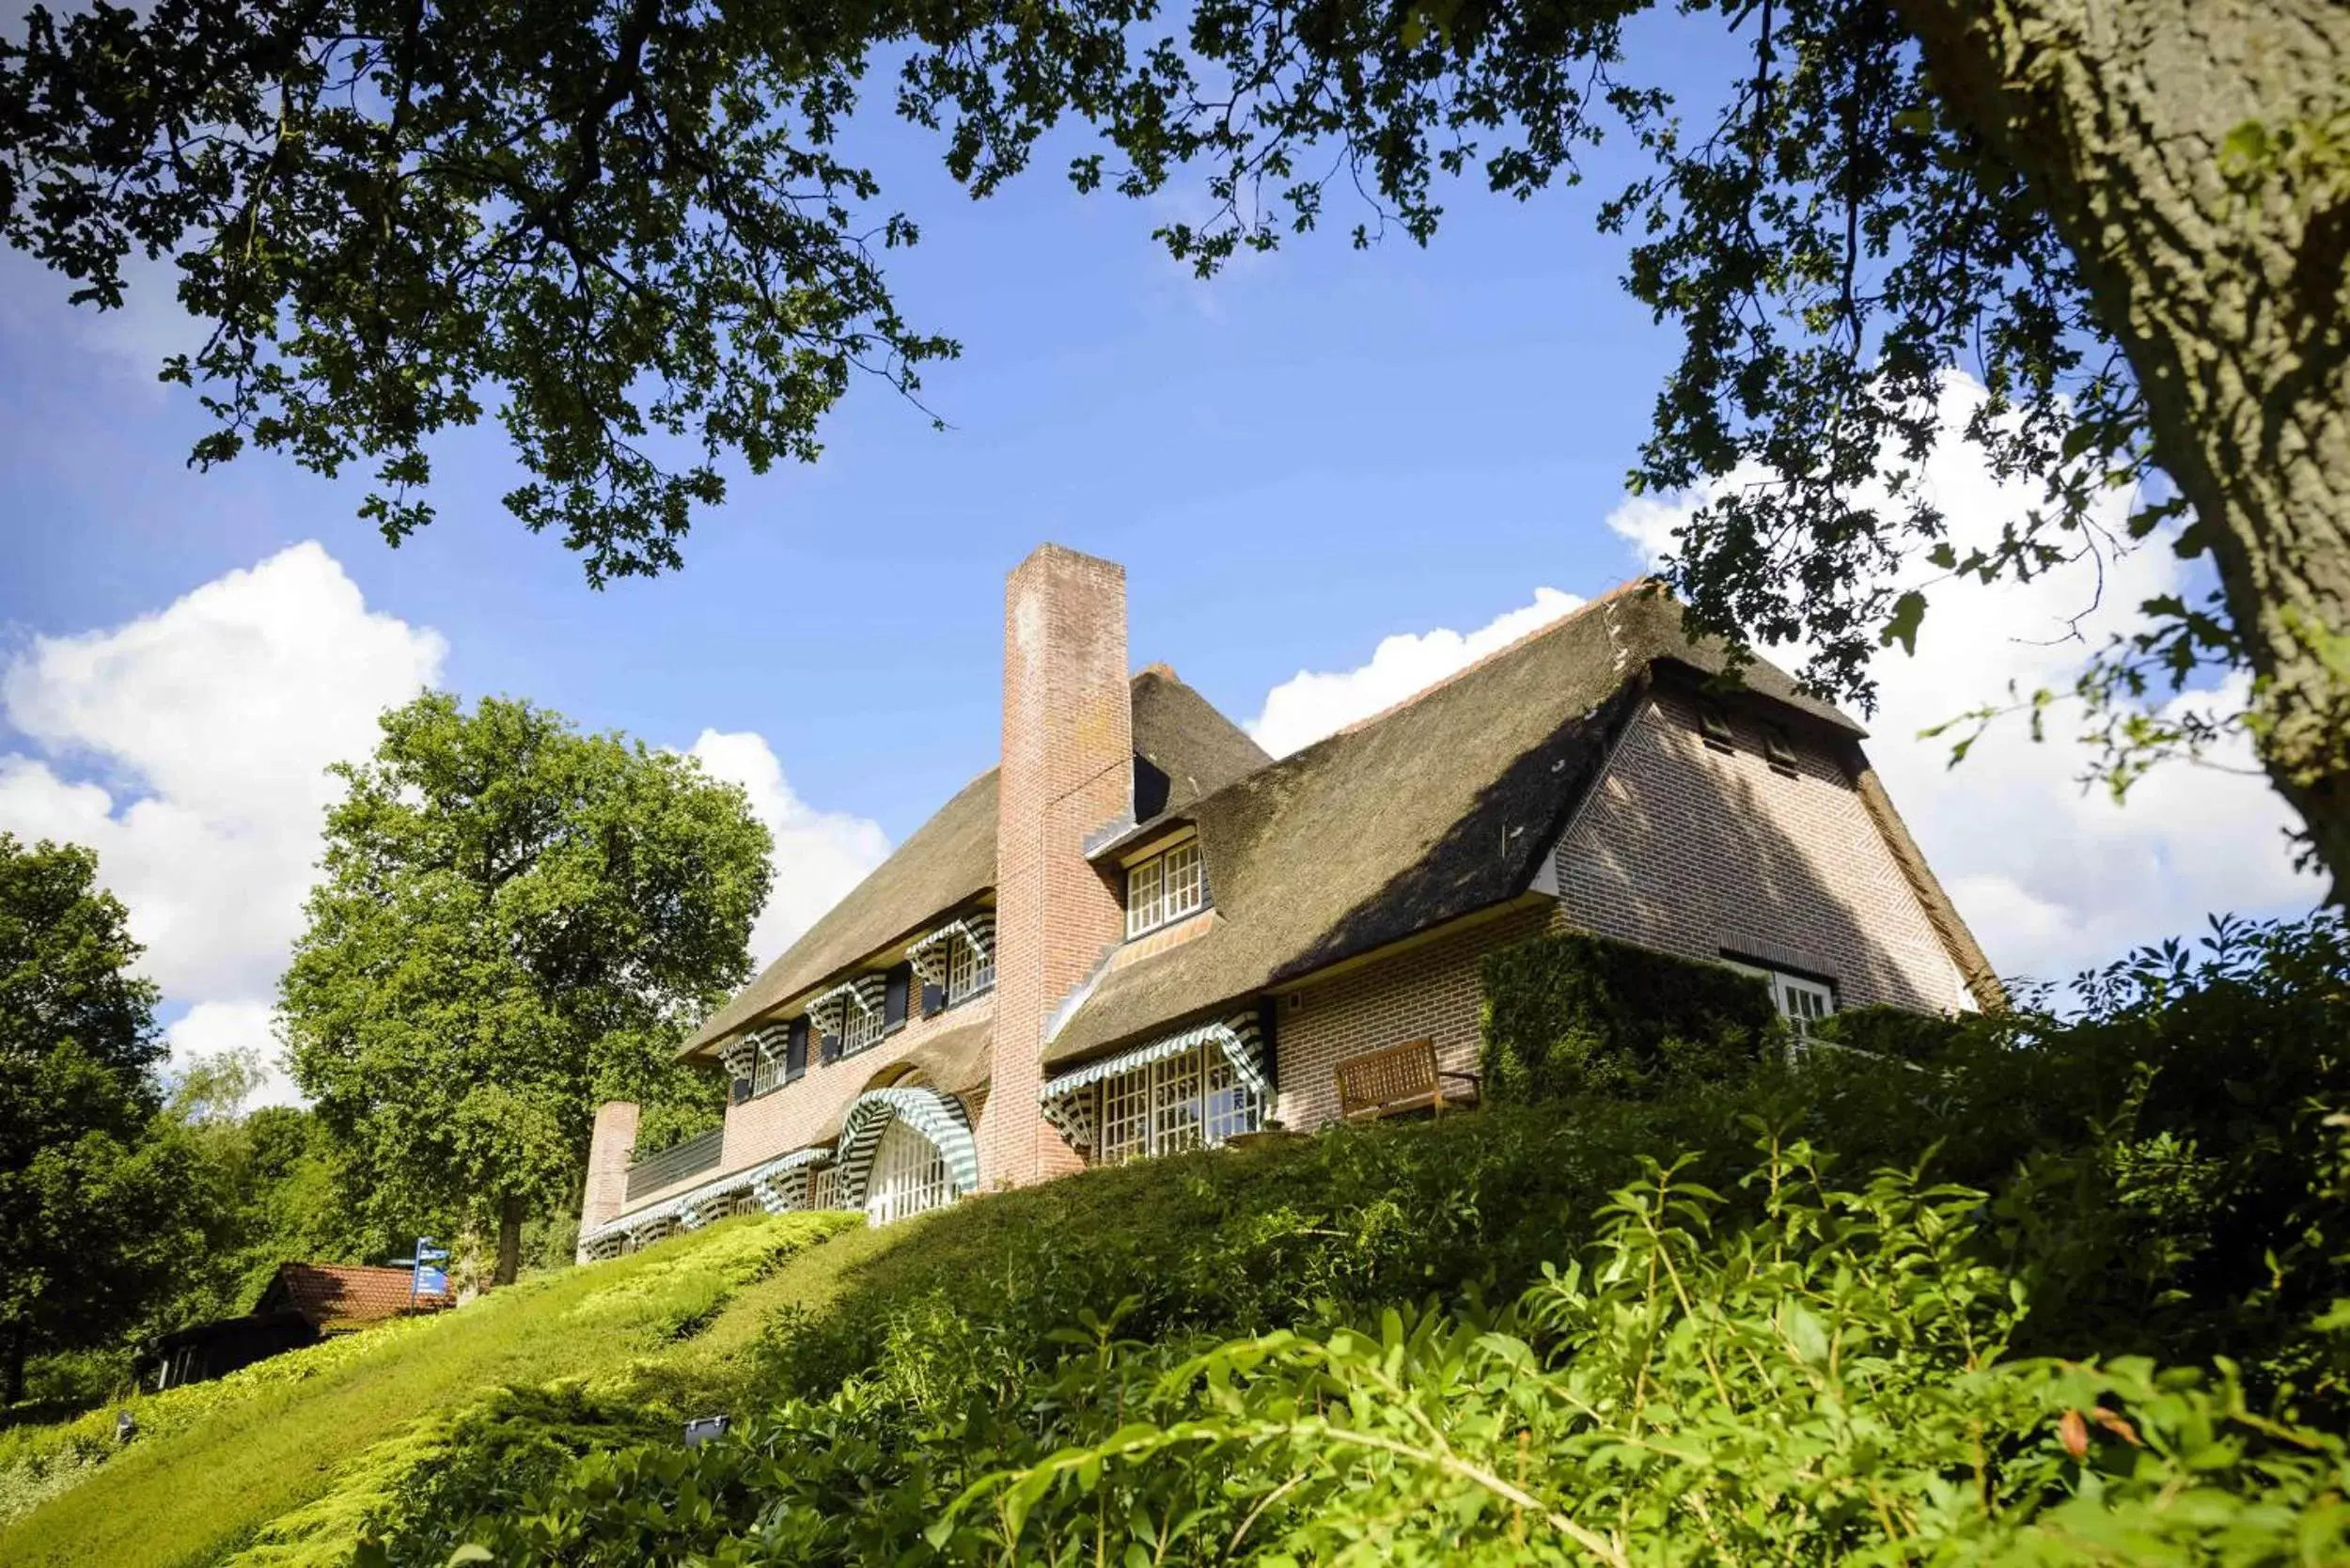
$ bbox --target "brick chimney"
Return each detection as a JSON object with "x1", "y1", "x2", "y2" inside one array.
[
  {"x1": 576, "y1": 1100, "x2": 640, "y2": 1257},
  {"x1": 980, "y1": 545, "x2": 1132, "y2": 1188}
]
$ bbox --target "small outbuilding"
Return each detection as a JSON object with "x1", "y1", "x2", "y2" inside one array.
[{"x1": 139, "y1": 1263, "x2": 453, "y2": 1390}]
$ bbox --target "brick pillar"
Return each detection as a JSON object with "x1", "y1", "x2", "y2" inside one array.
[
  {"x1": 577, "y1": 1100, "x2": 640, "y2": 1258},
  {"x1": 981, "y1": 545, "x2": 1132, "y2": 1189}
]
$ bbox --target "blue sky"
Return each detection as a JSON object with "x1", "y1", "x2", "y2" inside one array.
[
  {"x1": 1, "y1": 58, "x2": 1680, "y2": 839},
  {"x1": 0, "y1": 14, "x2": 2321, "y2": 1095}
]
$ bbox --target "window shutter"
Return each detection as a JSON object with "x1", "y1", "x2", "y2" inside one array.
[
  {"x1": 731, "y1": 1076, "x2": 753, "y2": 1105},
  {"x1": 883, "y1": 964, "x2": 912, "y2": 1030},
  {"x1": 820, "y1": 1031, "x2": 841, "y2": 1065},
  {"x1": 920, "y1": 980, "x2": 947, "y2": 1015},
  {"x1": 786, "y1": 1019, "x2": 808, "y2": 1082}
]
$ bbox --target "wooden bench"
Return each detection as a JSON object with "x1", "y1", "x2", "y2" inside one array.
[{"x1": 1335, "y1": 1039, "x2": 1480, "y2": 1121}]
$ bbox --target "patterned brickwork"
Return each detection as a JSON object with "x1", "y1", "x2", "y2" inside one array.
[
  {"x1": 983, "y1": 546, "x2": 1132, "y2": 1189},
  {"x1": 1273, "y1": 904, "x2": 1551, "y2": 1132},
  {"x1": 1552, "y1": 690, "x2": 1973, "y2": 1013}
]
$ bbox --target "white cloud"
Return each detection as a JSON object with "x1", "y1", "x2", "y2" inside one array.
[
  {"x1": 1248, "y1": 587, "x2": 1589, "y2": 758},
  {"x1": 1605, "y1": 375, "x2": 2320, "y2": 981},
  {"x1": 1, "y1": 542, "x2": 448, "y2": 1001},
  {"x1": 686, "y1": 729, "x2": 891, "y2": 967},
  {"x1": 3, "y1": 545, "x2": 894, "y2": 1105}
]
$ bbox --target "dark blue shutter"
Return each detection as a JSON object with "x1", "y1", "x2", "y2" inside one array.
[
  {"x1": 883, "y1": 964, "x2": 912, "y2": 1031},
  {"x1": 1257, "y1": 997, "x2": 1279, "y2": 1103},
  {"x1": 785, "y1": 1019, "x2": 808, "y2": 1082},
  {"x1": 920, "y1": 980, "x2": 947, "y2": 1015},
  {"x1": 730, "y1": 1075, "x2": 753, "y2": 1105},
  {"x1": 820, "y1": 1029, "x2": 840, "y2": 1065}
]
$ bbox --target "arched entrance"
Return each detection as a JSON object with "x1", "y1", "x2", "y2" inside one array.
[
  {"x1": 865, "y1": 1115, "x2": 951, "y2": 1224},
  {"x1": 835, "y1": 1085, "x2": 979, "y2": 1226}
]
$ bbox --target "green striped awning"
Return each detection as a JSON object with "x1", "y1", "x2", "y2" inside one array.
[
  {"x1": 1038, "y1": 1015, "x2": 1268, "y2": 1150},
  {"x1": 806, "y1": 975, "x2": 886, "y2": 1038},
  {"x1": 582, "y1": 1140, "x2": 834, "y2": 1249},
  {"x1": 834, "y1": 1086, "x2": 979, "y2": 1208},
  {"x1": 907, "y1": 913, "x2": 996, "y2": 987}
]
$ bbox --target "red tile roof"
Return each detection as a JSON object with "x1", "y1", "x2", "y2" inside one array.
[{"x1": 256, "y1": 1263, "x2": 453, "y2": 1331}]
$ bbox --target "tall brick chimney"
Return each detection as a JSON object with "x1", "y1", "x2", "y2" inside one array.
[
  {"x1": 576, "y1": 1100, "x2": 639, "y2": 1258},
  {"x1": 980, "y1": 545, "x2": 1132, "y2": 1189}
]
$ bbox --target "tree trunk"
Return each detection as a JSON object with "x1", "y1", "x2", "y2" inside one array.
[
  {"x1": 4, "y1": 1318, "x2": 26, "y2": 1407},
  {"x1": 1895, "y1": 0, "x2": 2350, "y2": 899},
  {"x1": 494, "y1": 1196, "x2": 525, "y2": 1287}
]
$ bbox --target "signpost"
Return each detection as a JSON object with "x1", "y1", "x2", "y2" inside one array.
[{"x1": 395, "y1": 1237, "x2": 450, "y2": 1300}]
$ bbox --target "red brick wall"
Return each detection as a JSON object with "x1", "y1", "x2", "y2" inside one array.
[
  {"x1": 718, "y1": 990, "x2": 999, "y2": 1172},
  {"x1": 983, "y1": 545, "x2": 1132, "y2": 1189},
  {"x1": 578, "y1": 1100, "x2": 639, "y2": 1247},
  {"x1": 1273, "y1": 904, "x2": 1551, "y2": 1131},
  {"x1": 1552, "y1": 690, "x2": 1974, "y2": 1013}
]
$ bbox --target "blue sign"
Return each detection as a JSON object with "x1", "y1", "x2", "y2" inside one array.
[{"x1": 411, "y1": 1237, "x2": 450, "y2": 1298}]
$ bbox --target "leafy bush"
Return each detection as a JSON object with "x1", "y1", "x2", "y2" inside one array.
[
  {"x1": 1810, "y1": 1001, "x2": 1964, "y2": 1062},
  {"x1": 354, "y1": 913, "x2": 2350, "y2": 1566},
  {"x1": 1481, "y1": 931, "x2": 1779, "y2": 1101},
  {"x1": 952, "y1": 1141, "x2": 2350, "y2": 1566},
  {"x1": 415, "y1": 1139, "x2": 2350, "y2": 1565},
  {"x1": 1761, "y1": 913, "x2": 2350, "y2": 1407}
]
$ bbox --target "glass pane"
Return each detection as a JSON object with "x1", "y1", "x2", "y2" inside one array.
[
  {"x1": 1153, "y1": 1046, "x2": 1205, "y2": 1155},
  {"x1": 1127, "y1": 857, "x2": 1163, "y2": 938},
  {"x1": 1163, "y1": 842, "x2": 1203, "y2": 919}
]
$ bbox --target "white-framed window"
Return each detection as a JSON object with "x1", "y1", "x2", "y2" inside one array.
[
  {"x1": 1727, "y1": 961, "x2": 1837, "y2": 1044},
  {"x1": 1095, "y1": 1042, "x2": 1261, "y2": 1164},
  {"x1": 1125, "y1": 839, "x2": 1206, "y2": 938},
  {"x1": 808, "y1": 1164, "x2": 839, "y2": 1211},
  {"x1": 751, "y1": 1033, "x2": 786, "y2": 1094},
  {"x1": 840, "y1": 995, "x2": 885, "y2": 1054},
  {"x1": 947, "y1": 931, "x2": 994, "y2": 1003},
  {"x1": 864, "y1": 1117, "x2": 952, "y2": 1225}
]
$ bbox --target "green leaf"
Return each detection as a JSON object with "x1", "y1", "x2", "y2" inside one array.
[{"x1": 1881, "y1": 591, "x2": 1928, "y2": 656}]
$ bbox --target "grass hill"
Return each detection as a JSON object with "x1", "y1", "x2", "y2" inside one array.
[
  {"x1": 0, "y1": 1211, "x2": 857, "y2": 1567},
  {"x1": 5, "y1": 916, "x2": 2346, "y2": 1563},
  {"x1": 2, "y1": 1107, "x2": 1606, "y2": 1567}
]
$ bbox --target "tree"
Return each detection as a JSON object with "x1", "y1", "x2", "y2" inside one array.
[
  {"x1": 279, "y1": 694, "x2": 771, "y2": 1284},
  {"x1": 141, "y1": 1051, "x2": 378, "y2": 1335},
  {"x1": 0, "y1": 835, "x2": 210, "y2": 1405},
  {"x1": 2, "y1": 2, "x2": 2342, "y2": 886}
]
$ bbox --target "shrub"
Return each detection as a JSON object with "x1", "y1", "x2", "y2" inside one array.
[
  {"x1": 952, "y1": 1141, "x2": 2350, "y2": 1566},
  {"x1": 418, "y1": 1139, "x2": 2350, "y2": 1565},
  {"x1": 1809, "y1": 1001, "x2": 1963, "y2": 1061},
  {"x1": 1480, "y1": 931, "x2": 1779, "y2": 1102}
]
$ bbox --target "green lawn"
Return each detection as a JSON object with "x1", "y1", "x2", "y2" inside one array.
[{"x1": 0, "y1": 1211, "x2": 857, "y2": 1568}]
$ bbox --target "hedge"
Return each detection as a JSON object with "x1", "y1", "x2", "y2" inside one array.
[{"x1": 1480, "y1": 929, "x2": 1778, "y2": 1102}]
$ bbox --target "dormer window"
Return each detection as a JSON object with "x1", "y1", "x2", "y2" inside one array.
[
  {"x1": 840, "y1": 990, "x2": 886, "y2": 1053},
  {"x1": 947, "y1": 930, "x2": 994, "y2": 1002},
  {"x1": 808, "y1": 975, "x2": 889, "y2": 1061},
  {"x1": 1126, "y1": 839, "x2": 1205, "y2": 938},
  {"x1": 1697, "y1": 702, "x2": 1735, "y2": 753},
  {"x1": 910, "y1": 914, "x2": 995, "y2": 1012},
  {"x1": 751, "y1": 1028, "x2": 787, "y2": 1094}
]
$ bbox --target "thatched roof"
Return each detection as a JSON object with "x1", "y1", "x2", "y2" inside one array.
[
  {"x1": 1043, "y1": 586, "x2": 1865, "y2": 1067},
  {"x1": 686, "y1": 670, "x2": 1267, "y2": 1056},
  {"x1": 686, "y1": 768, "x2": 1000, "y2": 1054},
  {"x1": 893, "y1": 1015, "x2": 995, "y2": 1094},
  {"x1": 1130, "y1": 665, "x2": 1274, "y2": 820}
]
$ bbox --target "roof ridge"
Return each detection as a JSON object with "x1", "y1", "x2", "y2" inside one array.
[{"x1": 1325, "y1": 575, "x2": 1657, "y2": 746}]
